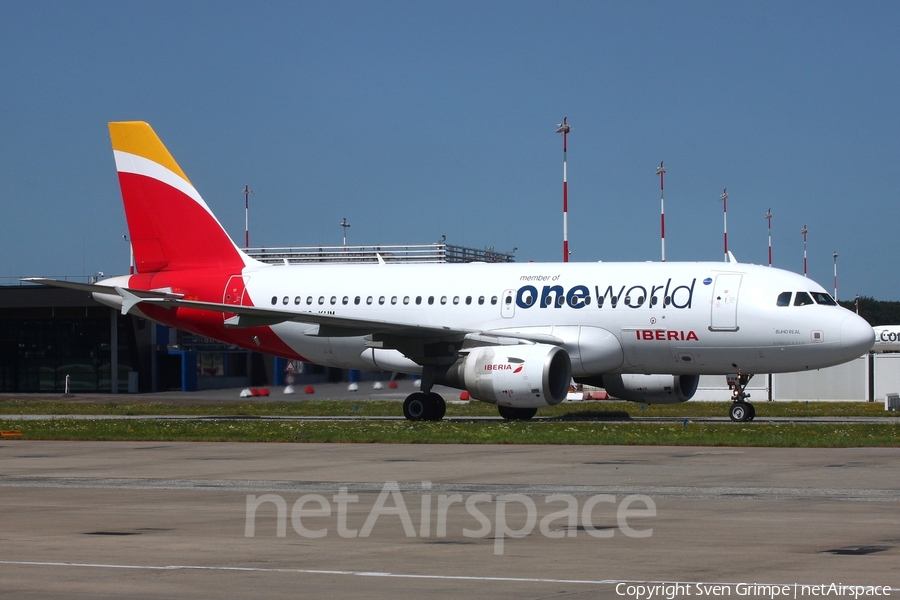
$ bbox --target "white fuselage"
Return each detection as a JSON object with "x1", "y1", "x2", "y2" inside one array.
[
  {"x1": 158, "y1": 259, "x2": 872, "y2": 377},
  {"x1": 873, "y1": 325, "x2": 900, "y2": 352}
]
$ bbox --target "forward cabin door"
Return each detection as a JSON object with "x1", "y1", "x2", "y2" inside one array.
[{"x1": 709, "y1": 274, "x2": 742, "y2": 331}]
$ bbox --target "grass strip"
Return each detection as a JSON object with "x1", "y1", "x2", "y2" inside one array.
[
  {"x1": 2, "y1": 418, "x2": 898, "y2": 447},
  {"x1": 0, "y1": 400, "x2": 897, "y2": 419}
]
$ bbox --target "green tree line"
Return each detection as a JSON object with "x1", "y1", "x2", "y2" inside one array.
[{"x1": 838, "y1": 297, "x2": 900, "y2": 326}]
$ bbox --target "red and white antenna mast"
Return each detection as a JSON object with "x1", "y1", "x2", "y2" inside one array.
[
  {"x1": 243, "y1": 184, "x2": 254, "y2": 248},
  {"x1": 555, "y1": 117, "x2": 571, "y2": 262},
  {"x1": 833, "y1": 250, "x2": 839, "y2": 299},
  {"x1": 800, "y1": 224, "x2": 808, "y2": 277},
  {"x1": 657, "y1": 161, "x2": 666, "y2": 261},
  {"x1": 765, "y1": 208, "x2": 772, "y2": 267},
  {"x1": 719, "y1": 188, "x2": 728, "y2": 262}
]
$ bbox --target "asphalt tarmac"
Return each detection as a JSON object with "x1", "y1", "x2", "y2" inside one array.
[{"x1": 0, "y1": 442, "x2": 898, "y2": 599}]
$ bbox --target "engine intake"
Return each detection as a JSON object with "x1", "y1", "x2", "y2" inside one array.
[
  {"x1": 437, "y1": 343, "x2": 571, "y2": 408},
  {"x1": 599, "y1": 374, "x2": 699, "y2": 404}
]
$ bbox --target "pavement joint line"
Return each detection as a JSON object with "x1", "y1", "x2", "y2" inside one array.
[
  {"x1": 0, "y1": 560, "x2": 896, "y2": 590},
  {"x1": 0, "y1": 476, "x2": 897, "y2": 501},
  {"x1": 1, "y1": 414, "x2": 897, "y2": 423}
]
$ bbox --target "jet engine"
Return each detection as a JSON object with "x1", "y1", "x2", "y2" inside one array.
[
  {"x1": 600, "y1": 374, "x2": 699, "y2": 404},
  {"x1": 437, "y1": 343, "x2": 571, "y2": 408}
]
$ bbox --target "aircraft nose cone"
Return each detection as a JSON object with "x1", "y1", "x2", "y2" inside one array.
[{"x1": 841, "y1": 314, "x2": 875, "y2": 359}]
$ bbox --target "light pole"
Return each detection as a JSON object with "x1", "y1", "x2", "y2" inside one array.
[
  {"x1": 243, "y1": 184, "x2": 254, "y2": 248},
  {"x1": 657, "y1": 162, "x2": 666, "y2": 262},
  {"x1": 719, "y1": 188, "x2": 728, "y2": 262},
  {"x1": 340, "y1": 218, "x2": 351, "y2": 249},
  {"x1": 123, "y1": 234, "x2": 134, "y2": 275},
  {"x1": 833, "y1": 250, "x2": 838, "y2": 300},
  {"x1": 801, "y1": 224, "x2": 808, "y2": 277},
  {"x1": 555, "y1": 117, "x2": 571, "y2": 262}
]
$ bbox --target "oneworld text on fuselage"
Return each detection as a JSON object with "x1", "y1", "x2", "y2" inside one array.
[{"x1": 514, "y1": 278, "x2": 696, "y2": 310}]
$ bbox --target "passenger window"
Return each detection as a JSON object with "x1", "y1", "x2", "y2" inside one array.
[
  {"x1": 354, "y1": 296, "x2": 361, "y2": 305},
  {"x1": 453, "y1": 296, "x2": 460, "y2": 305},
  {"x1": 403, "y1": 296, "x2": 410, "y2": 305},
  {"x1": 440, "y1": 296, "x2": 447, "y2": 305},
  {"x1": 391, "y1": 296, "x2": 398, "y2": 305},
  {"x1": 776, "y1": 292, "x2": 792, "y2": 306},
  {"x1": 294, "y1": 296, "x2": 301, "y2": 305},
  {"x1": 428, "y1": 296, "x2": 435, "y2": 305},
  {"x1": 282, "y1": 296, "x2": 289, "y2": 305},
  {"x1": 521, "y1": 290, "x2": 534, "y2": 306},
  {"x1": 306, "y1": 296, "x2": 313, "y2": 305},
  {"x1": 318, "y1": 296, "x2": 325, "y2": 305},
  {"x1": 330, "y1": 296, "x2": 337, "y2": 305},
  {"x1": 342, "y1": 296, "x2": 349, "y2": 305},
  {"x1": 812, "y1": 292, "x2": 837, "y2": 306},
  {"x1": 465, "y1": 296, "x2": 472, "y2": 305},
  {"x1": 794, "y1": 292, "x2": 814, "y2": 306},
  {"x1": 366, "y1": 296, "x2": 374, "y2": 305},
  {"x1": 378, "y1": 296, "x2": 385, "y2": 305},
  {"x1": 416, "y1": 296, "x2": 422, "y2": 305},
  {"x1": 478, "y1": 296, "x2": 485, "y2": 305},
  {"x1": 491, "y1": 296, "x2": 498, "y2": 305},
  {"x1": 271, "y1": 296, "x2": 277, "y2": 305}
]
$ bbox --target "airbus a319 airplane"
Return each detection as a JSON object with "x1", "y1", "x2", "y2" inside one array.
[{"x1": 30, "y1": 122, "x2": 875, "y2": 422}]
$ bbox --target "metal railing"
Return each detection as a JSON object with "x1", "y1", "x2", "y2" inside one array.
[
  {"x1": 1, "y1": 244, "x2": 515, "y2": 285},
  {"x1": 245, "y1": 243, "x2": 514, "y2": 264}
]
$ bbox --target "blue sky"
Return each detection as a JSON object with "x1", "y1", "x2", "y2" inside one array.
[{"x1": 2, "y1": 1, "x2": 898, "y2": 300}]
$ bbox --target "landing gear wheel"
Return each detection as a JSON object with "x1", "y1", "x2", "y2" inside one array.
[
  {"x1": 427, "y1": 392, "x2": 446, "y2": 421},
  {"x1": 729, "y1": 402, "x2": 753, "y2": 422},
  {"x1": 403, "y1": 392, "x2": 446, "y2": 421},
  {"x1": 403, "y1": 392, "x2": 429, "y2": 421},
  {"x1": 498, "y1": 406, "x2": 538, "y2": 421}
]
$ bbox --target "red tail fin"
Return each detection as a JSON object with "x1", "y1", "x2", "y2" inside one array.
[{"x1": 109, "y1": 122, "x2": 251, "y2": 273}]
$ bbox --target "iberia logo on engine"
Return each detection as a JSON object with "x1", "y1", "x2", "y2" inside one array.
[
  {"x1": 484, "y1": 363, "x2": 524, "y2": 373},
  {"x1": 636, "y1": 330, "x2": 699, "y2": 341}
]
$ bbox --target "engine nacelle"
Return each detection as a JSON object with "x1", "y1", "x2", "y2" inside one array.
[
  {"x1": 601, "y1": 374, "x2": 699, "y2": 404},
  {"x1": 437, "y1": 343, "x2": 572, "y2": 408}
]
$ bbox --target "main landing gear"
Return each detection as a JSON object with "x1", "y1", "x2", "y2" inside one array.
[
  {"x1": 403, "y1": 367, "x2": 446, "y2": 421},
  {"x1": 402, "y1": 391, "x2": 446, "y2": 421},
  {"x1": 728, "y1": 373, "x2": 756, "y2": 422}
]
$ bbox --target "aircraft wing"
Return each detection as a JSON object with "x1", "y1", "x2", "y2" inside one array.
[
  {"x1": 112, "y1": 286, "x2": 473, "y2": 341},
  {"x1": 28, "y1": 278, "x2": 557, "y2": 365}
]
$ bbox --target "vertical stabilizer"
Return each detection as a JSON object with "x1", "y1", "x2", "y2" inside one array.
[{"x1": 109, "y1": 121, "x2": 253, "y2": 272}]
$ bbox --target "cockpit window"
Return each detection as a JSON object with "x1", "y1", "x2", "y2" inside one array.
[
  {"x1": 776, "y1": 292, "x2": 792, "y2": 307},
  {"x1": 794, "y1": 292, "x2": 814, "y2": 306},
  {"x1": 811, "y1": 292, "x2": 837, "y2": 306}
]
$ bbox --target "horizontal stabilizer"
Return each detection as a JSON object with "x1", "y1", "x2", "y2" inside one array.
[{"x1": 23, "y1": 278, "x2": 184, "y2": 300}]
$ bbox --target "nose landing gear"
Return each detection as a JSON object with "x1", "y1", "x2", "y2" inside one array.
[{"x1": 728, "y1": 373, "x2": 756, "y2": 422}]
